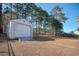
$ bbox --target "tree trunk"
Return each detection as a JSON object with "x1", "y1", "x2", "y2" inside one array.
[
  {"x1": 0, "y1": 3, "x2": 3, "y2": 33},
  {"x1": 53, "y1": 27, "x2": 56, "y2": 36},
  {"x1": 38, "y1": 22, "x2": 40, "y2": 34},
  {"x1": 10, "y1": 3, "x2": 12, "y2": 19},
  {"x1": 21, "y1": 4, "x2": 24, "y2": 18},
  {"x1": 36, "y1": 20, "x2": 37, "y2": 34},
  {"x1": 16, "y1": 3, "x2": 19, "y2": 19}
]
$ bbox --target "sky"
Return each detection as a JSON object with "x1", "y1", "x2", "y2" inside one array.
[{"x1": 36, "y1": 3, "x2": 79, "y2": 33}]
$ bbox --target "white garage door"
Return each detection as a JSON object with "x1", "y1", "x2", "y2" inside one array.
[{"x1": 14, "y1": 23, "x2": 31, "y2": 38}]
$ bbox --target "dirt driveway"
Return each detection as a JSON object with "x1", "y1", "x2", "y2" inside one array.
[
  {"x1": 10, "y1": 38, "x2": 79, "y2": 56},
  {"x1": 0, "y1": 40, "x2": 9, "y2": 56}
]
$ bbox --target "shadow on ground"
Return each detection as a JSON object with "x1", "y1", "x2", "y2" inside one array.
[{"x1": 31, "y1": 36, "x2": 55, "y2": 41}]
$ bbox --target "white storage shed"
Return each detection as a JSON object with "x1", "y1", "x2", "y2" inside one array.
[{"x1": 7, "y1": 19, "x2": 33, "y2": 40}]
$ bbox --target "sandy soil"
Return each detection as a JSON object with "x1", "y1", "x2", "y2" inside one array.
[
  {"x1": 0, "y1": 40, "x2": 9, "y2": 56},
  {"x1": 10, "y1": 38, "x2": 79, "y2": 56}
]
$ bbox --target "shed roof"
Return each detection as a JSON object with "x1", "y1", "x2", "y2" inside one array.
[{"x1": 9, "y1": 19, "x2": 32, "y2": 27}]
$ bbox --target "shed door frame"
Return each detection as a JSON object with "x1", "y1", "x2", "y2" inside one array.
[{"x1": 13, "y1": 22, "x2": 32, "y2": 38}]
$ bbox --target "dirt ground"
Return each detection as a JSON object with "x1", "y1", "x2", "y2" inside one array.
[
  {"x1": 0, "y1": 35, "x2": 79, "y2": 56},
  {"x1": 9, "y1": 38, "x2": 79, "y2": 56},
  {"x1": 0, "y1": 40, "x2": 9, "y2": 56}
]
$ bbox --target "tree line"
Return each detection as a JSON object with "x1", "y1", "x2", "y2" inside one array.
[{"x1": 0, "y1": 3, "x2": 67, "y2": 35}]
